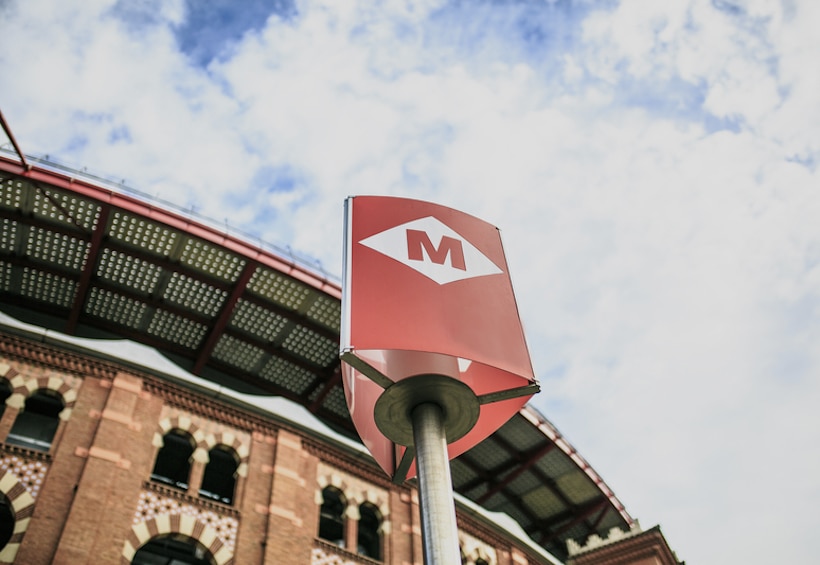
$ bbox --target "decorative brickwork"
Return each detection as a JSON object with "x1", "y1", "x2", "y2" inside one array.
[
  {"x1": 304, "y1": 439, "x2": 394, "y2": 491},
  {"x1": 460, "y1": 529, "x2": 498, "y2": 565},
  {"x1": 145, "y1": 377, "x2": 282, "y2": 434},
  {"x1": 0, "y1": 467, "x2": 37, "y2": 563},
  {"x1": 154, "y1": 413, "x2": 208, "y2": 453},
  {"x1": 155, "y1": 405, "x2": 250, "y2": 458},
  {"x1": 457, "y1": 507, "x2": 531, "y2": 565},
  {"x1": 1, "y1": 360, "x2": 82, "y2": 420},
  {"x1": 0, "y1": 334, "x2": 117, "y2": 382},
  {"x1": 312, "y1": 546, "x2": 357, "y2": 565},
  {"x1": 123, "y1": 488, "x2": 239, "y2": 564},
  {"x1": 0, "y1": 364, "x2": 17, "y2": 384},
  {"x1": 316, "y1": 461, "x2": 391, "y2": 534},
  {"x1": 566, "y1": 524, "x2": 682, "y2": 565},
  {"x1": 567, "y1": 524, "x2": 644, "y2": 557},
  {"x1": 202, "y1": 430, "x2": 250, "y2": 478},
  {"x1": 0, "y1": 329, "x2": 650, "y2": 565},
  {"x1": 0, "y1": 333, "x2": 276, "y2": 436},
  {"x1": 311, "y1": 538, "x2": 382, "y2": 565},
  {"x1": 0, "y1": 454, "x2": 47, "y2": 501}
]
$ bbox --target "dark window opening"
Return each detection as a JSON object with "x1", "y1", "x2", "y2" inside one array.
[
  {"x1": 0, "y1": 494, "x2": 14, "y2": 551},
  {"x1": 6, "y1": 389, "x2": 63, "y2": 451},
  {"x1": 0, "y1": 380, "x2": 11, "y2": 421},
  {"x1": 199, "y1": 445, "x2": 238, "y2": 505},
  {"x1": 476, "y1": 559, "x2": 490, "y2": 565},
  {"x1": 150, "y1": 430, "x2": 194, "y2": 491},
  {"x1": 318, "y1": 486, "x2": 346, "y2": 548},
  {"x1": 132, "y1": 534, "x2": 216, "y2": 565},
  {"x1": 357, "y1": 502, "x2": 382, "y2": 560}
]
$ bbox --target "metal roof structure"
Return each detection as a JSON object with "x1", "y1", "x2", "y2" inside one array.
[{"x1": 0, "y1": 133, "x2": 633, "y2": 561}]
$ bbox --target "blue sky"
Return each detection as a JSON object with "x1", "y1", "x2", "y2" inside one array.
[{"x1": 1, "y1": 0, "x2": 819, "y2": 563}]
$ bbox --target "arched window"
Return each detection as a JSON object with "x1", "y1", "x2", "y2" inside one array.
[
  {"x1": 132, "y1": 534, "x2": 215, "y2": 565},
  {"x1": 357, "y1": 502, "x2": 382, "y2": 560},
  {"x1": 318, "y1": 486, "x2": 346, "y2": 547},
  {"x1": 6, "y1": 389, "x2": 64, "y2": 451},
  {"x1": 150, "y1": 430, "x2": 195, "y2": 491},
  {"x1": 0, "y1": 494, "x2": 13, "y2": 552},
  {"x1": 0, "y1": 379, "x2": 11, "y2": 421},
  {"x1": 199, "y1": 445, "x2": 238, "y2": 505}
]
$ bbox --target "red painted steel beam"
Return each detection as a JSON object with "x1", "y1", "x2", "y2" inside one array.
[
  {"x1": 484, "y1": 430, "x2": 577, "y2": 512},
  {"x1": 456, "y1": 439, "x2": 550, "y2": 493},
  {"x1": 538, "y1": 498, "x2": 609, "y2": 546},
  {"x1": 475, "y1": 441, "x2": 555, "y2": 505},
  {"x1": 66, "y1": 205, "x2": 111, "y2": 333},
  {"x1": 456, "y1": 450, "x2": 542, "y2": 527},
  {"x1": 0, "y1": 108, "x2": 28, "y2": 169},
  {"x1": 192, "y1": 260, "x2": 257, "y2": 375},
  {"x1": 590, "y1": 503, "x2": 609, "y2": 531}
]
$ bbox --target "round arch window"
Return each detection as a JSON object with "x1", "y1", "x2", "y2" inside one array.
[
  {"x1": 132, "y1": 534, "x2": 216, "y2": 565},
  {"x1": 199, "y1": 445, "x2": 239, "y2": 505},
  {"x1": 318, "y1": 486, "x2": 347, "y2": 547},
  {"x1": 0, "y1": 494, "x2": 14, "y2": 552},
  {"x1": 150, "y1": 430, "x2": 195, "y2": 490},
  {"x1": 0, "y1": 379, "x2": 11, "y2": 421},
  {"x1": 358, "y1": 502, "x2": 382, "y2": 560},
  {"x1": 6, "y1": 389, "x2": 64, "y2": 451}
]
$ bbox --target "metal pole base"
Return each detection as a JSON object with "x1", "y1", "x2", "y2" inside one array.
[{"x1": 412, "y1": 402, "x2": 461, "y2": 565}]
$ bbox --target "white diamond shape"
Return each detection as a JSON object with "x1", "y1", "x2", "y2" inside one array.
[{"x1": 359, "y1": 216, "x2": 503, "y2": 285}]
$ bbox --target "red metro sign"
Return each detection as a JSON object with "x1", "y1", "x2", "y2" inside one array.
[{"x1": 340, "y1": 196, "x2": 539, "y2": 482}]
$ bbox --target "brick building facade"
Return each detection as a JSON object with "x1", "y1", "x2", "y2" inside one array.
[{"x1": 0, "y1": 330, "x2": 566, "y2": 565}]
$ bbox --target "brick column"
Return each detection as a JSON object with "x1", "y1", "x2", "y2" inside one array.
[
  {"x1": 0, "y1": 404, "x2": 19, "y2": 442},
  {"x1": 263, "y1": 429, "x2": 319, "y2": 565},
  {"x1": 188, "y1": 448, "x2": 208, "y2": 494},
  {"x1": 12, "y1": 373, "x2": 108, "y2": 564},
  {"x1": 410, "y1": 489, "x2": 424, "y2": 565},
  {"x1": 47, "y1": 372, "x2": 164, "y2": 564},
  {"x1": 233, "y1": 431, "x2": 275, "y2": 565},
  {"x1": 344, "y1": 502, "x2": 360, "y2": 554}
]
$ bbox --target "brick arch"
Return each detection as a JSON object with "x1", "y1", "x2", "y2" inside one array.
[
  {"x1": 0, "y1": 364, "x2": 18, "y2": 386},
  {"x1": 315, "y1": 471, "x2": 353, "y2": 508},
  {"x1": 203, "y1": 432, "x2": 249, "y2": 478},
  {"x1": 356, "y1": 499, "x2": 390, "y2": 535},
  {"x1": 459, "y1": 531, "x2": 497, "y2": 565},
  {"x1": 315, "y1": 470, "x2": 391, "y2": 533},
  {"x1": 0, "y1": 469, "x2": 36, "y2": 564},
  {"x1": 153, "y1": 416, "x2": 208, "y2": 458},
  {"x1": 353, "y1": 489, "x2": 389, "y2": 519},
  {"x1": 121, "y1": 514, "x2": 234, "y2": 565},
  {"x1": 2, "y1": 368, "x2": 79, "y2": 421},
  {"x1": 0, "y1": 370, "x2": 13, "y2": 413},
  {"x1": 345, "y1": 486, "x2": 390, "y2": 533}
]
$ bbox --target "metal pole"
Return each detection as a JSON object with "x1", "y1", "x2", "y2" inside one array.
[{"x1": 412, "y1": 402, "x2": 461, "y2": 565}]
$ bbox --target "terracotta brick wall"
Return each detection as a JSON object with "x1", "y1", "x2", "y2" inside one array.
[{"x1": 0, "y1": 337, "x2": 556, "y2": 565}]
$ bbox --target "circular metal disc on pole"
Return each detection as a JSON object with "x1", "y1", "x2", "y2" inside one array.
[
  {"x1": 412, "y1": 402, "x2": 462, "y2": 565},
  {"x1": 374, "y1": 374, "x2": 480, "y2": 447}
]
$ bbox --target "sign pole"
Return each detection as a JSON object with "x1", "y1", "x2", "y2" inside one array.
[{"x1": 412, "y1": 402, "x2": 461, "y2": 564}]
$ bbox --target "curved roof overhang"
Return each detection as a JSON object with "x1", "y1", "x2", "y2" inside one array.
[{"x1": 0, "y1": 150, "x2": 633, "y2": 561}]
